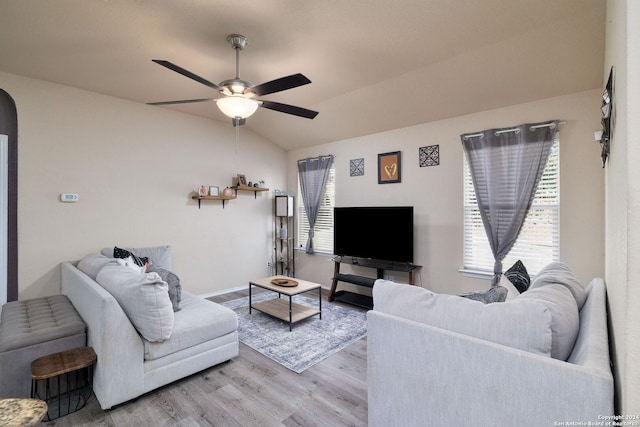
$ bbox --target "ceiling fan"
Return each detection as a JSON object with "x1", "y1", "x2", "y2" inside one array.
[{"x1": 148, "y1": 34, "x2": 319, "y2": 126}]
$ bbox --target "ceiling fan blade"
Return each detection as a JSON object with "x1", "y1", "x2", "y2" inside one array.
[
  {"x1": 259, "y1": 100, "x2": 319, "y2": 119},
  {"x1": 152, "y1": 60, "x2": 220, "y2": 90},
  {"x1": 147, "y1": 98, "x2": 214, "y2": 106},
  {"x1": 249, "y1": 73, "x2": 311, "y2": 97}
]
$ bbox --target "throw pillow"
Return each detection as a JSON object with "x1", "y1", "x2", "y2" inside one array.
[
  {"x1": 458, "y1": 286, "x2": 508, "y2": 304},
  {"x1": 148, "y1": 264, "x2": 182, "y2": 312},
  {"x1": 529, "y1": 262, "x2": 587, "y2": 310},
  {"x1": 499, "y1": 274, "x2": 520, "y2": 301},
  {"x1": 504, "y1": 260, "x2": 530, "y2": 293},
  {"x1": 113, "y1": 246, "x2": 149, "y2": 270},
  {"x1": 116, "y1": 256, "x2": 146, "y2": 273}
]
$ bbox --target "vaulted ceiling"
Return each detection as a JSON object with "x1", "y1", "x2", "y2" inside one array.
[{"x1": 0, "y1": 0, "x2": 606, "y2": 150}]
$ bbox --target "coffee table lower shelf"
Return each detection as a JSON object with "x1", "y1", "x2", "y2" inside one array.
[{"x1": 251, "y1": 298, "x2": 320, "y2": 329}]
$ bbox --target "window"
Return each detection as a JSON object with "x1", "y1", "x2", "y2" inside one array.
[
  {"x1": 297, "y1": 164, "x2": 335, "y2": 254},
  {"x1": 463, "y1": 134, "x2": 559, "y2": 276}
]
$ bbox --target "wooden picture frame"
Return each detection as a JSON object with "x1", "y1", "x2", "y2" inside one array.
[
  {"x1": 378, "y1": 151, "x2": 401, "y2": 184},
  {"x1": 237, "y1": 174, "x2": 247, "y2": 187}
]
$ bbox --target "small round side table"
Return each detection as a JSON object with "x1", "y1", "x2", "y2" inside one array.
[{"x1": 0, "y1": 398, "x2": 48, "y2": 426}]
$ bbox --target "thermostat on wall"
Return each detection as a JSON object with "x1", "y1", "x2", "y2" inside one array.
[{"x1": 60, "y1": 193, "x2": 79, "y2": 203}]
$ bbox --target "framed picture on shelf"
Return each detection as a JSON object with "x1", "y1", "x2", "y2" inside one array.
[
  {"x1": 209, "y1": 186, "x2": 219, "y2": 196},
  {"x1": 378, "y1": 151, "x2": 401, "y2": 184},
  {"x1": 237, "y1": 174, "x2": 247, "y2": 187}
]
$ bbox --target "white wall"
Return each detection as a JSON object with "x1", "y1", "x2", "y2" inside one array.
[
  {"x1": 289, "y1": 90, "x2": 605, "y2": 296},
  {"x1": 0, "y1": 71, "x2": 286, "y2": 298},
  {"x1": 604, "y1": 0, "x2": 640, "y2": 413}
]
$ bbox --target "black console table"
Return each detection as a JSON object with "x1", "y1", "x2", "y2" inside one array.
[{"x1": 328, "y1": 256, "x2": 421, "y2": 309}]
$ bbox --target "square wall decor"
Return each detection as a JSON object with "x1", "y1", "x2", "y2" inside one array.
[
  {"x1": 419, "y1": 145, "x2": 439, "y2": 167},
  {"x1": 350, "y1": 158, "x2": 364, "y2": 176}
]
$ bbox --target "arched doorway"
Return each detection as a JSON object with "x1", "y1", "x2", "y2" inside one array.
[{"x1": 0, "y1": 89, "x2": 18, "y2": 305}]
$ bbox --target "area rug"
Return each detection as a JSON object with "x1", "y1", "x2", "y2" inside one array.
[{"x1": 221, "y1": 292, "x2": 367, "y2": 373}]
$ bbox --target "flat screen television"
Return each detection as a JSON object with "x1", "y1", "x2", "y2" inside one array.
[{"x1": 333, "y1": 206, "x2": 414, "y2": 264}]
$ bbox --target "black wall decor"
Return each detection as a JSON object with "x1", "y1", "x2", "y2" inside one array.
[
  {"x1": 350, "y1": 158, "x2": 364, "y2": 176},
  {"x1": 600, "y1": 66, "x2": 614, "y2": 167},
  {"x1": 419, "y1": 145, "x2": 439, "y2": 167}
]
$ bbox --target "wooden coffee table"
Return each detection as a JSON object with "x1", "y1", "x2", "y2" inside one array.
[{"x1": 249, "y1": 276, "x2": 322, "y2": 331}]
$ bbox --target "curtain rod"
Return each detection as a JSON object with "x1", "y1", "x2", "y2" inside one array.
[
  {"x1": 297, "y1": 155, "x2": 334, "y2": 163},
  {"x1": 463, "y1": 121, "x2": 566, "y2": 140}
]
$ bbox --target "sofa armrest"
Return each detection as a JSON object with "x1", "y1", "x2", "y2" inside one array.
[
  {"x1": 367, "y1": 310, "x2": 614, "y2": 427},
  {"x1": 61, "y1": 262, "x2": 145, "y2": 409}
]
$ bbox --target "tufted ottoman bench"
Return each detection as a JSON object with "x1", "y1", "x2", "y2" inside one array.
[{"x1": 0, "y1": 295, "x2": 86, "y2": 398}]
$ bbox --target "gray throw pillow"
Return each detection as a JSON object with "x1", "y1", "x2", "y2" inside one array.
[
  {"x1": 148, "y1": 265, "x2": 182, "y2": 312},
  {"x1": 459, "y1": 286, "x2": 508, "y2": 304}
]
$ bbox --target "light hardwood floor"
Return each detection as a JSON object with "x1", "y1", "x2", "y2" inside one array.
[{"x1": 44, "y1": 289, "x2": 368, "y2": 427}]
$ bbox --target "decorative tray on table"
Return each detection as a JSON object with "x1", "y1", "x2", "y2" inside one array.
[{"x1": 270, "y1": 278, "x2": 299, "y2": 287}]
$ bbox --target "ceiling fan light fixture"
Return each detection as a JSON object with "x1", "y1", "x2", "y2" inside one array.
[{"x1": 216, "y1": 95, "x2": 259, "y2": 119}]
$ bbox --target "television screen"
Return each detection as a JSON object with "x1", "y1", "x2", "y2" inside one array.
[{"x1": 333, "y1": 206, "x2": 414, "y2": 263}]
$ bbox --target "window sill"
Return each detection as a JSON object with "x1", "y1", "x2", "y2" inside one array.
[
  {"x1": 294, "y1": 247, "x2": 334, "y2": 257},
  {"x1": 458, "y1": 268, "x2": 493, "y2": 280}
]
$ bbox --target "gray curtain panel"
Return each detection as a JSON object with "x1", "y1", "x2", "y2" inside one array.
[
  {"x1": 461, "y1": 121, "x2": 558, "y2": 286},
  {"x1": 297, "y1": 155, "x2": 334, "y2": 253}
]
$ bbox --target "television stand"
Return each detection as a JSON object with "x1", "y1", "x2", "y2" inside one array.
[{"x1": 328, "y1": 256, "x2": 421, "y2": 309}]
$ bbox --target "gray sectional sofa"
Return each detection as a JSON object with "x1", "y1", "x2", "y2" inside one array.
[
  {"x1": 61, "y1": 246, "x2": 238, "y2": 410},
  {"x1": 368, "y1": 263, "x2": 614, "y2": 426}
]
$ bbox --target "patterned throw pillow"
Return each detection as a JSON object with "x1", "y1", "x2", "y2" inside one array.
[
  {"x1": 113, "y1": 246, "x2": 149, "y2": 269},
  {"x1": 504, "y1": 260, "x2": 530, "y2": 294}
]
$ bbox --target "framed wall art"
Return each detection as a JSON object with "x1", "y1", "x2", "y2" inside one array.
[
  {"x1": 237, "y1": 174, "x2": 247, "y2": 187},
  {"x1": 378, "y1": 151, "x2": 401, "y2": 184}
]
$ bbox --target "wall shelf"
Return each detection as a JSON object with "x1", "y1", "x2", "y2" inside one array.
[
  {"x1": 234, "y1": 185, "x2": 269, "y2": 198},
  {"x1": 192, "y1": 194, "x2": 236, "y2": 209}
]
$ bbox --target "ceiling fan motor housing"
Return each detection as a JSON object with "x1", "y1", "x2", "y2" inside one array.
[{"x1": 226, "y1": 34, "x2": 248, "y2": 50}]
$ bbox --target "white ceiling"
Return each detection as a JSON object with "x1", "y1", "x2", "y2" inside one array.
[{"x1": 0, "y1": 0, "x2": 606, "y2": 150}]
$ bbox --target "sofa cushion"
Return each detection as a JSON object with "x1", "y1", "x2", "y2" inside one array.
[
  {"x1": 77, "y1": 253, "x2": 117, "y2": 280},
  {"x1": 101, "y1": 245, "x2": 172, "y2": 270},
  {"x1": 529, "y1": 262, "x2": 587, "y2": 310},
  {"x1": 96, "y1": 264, "x2": 174, "y2": 342},
  {"x1": 142, "y1": 292, "x2": 238, "y2": 360},
  {"x1": 504, "y1": 260, "x2": 530, "y2": 293},
  {"x1": 514, "y1": 283, "x2": 579, "y2": 360},
  {"x1": 373, "y1": 279, "x2": 553, "y2": 357}
]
